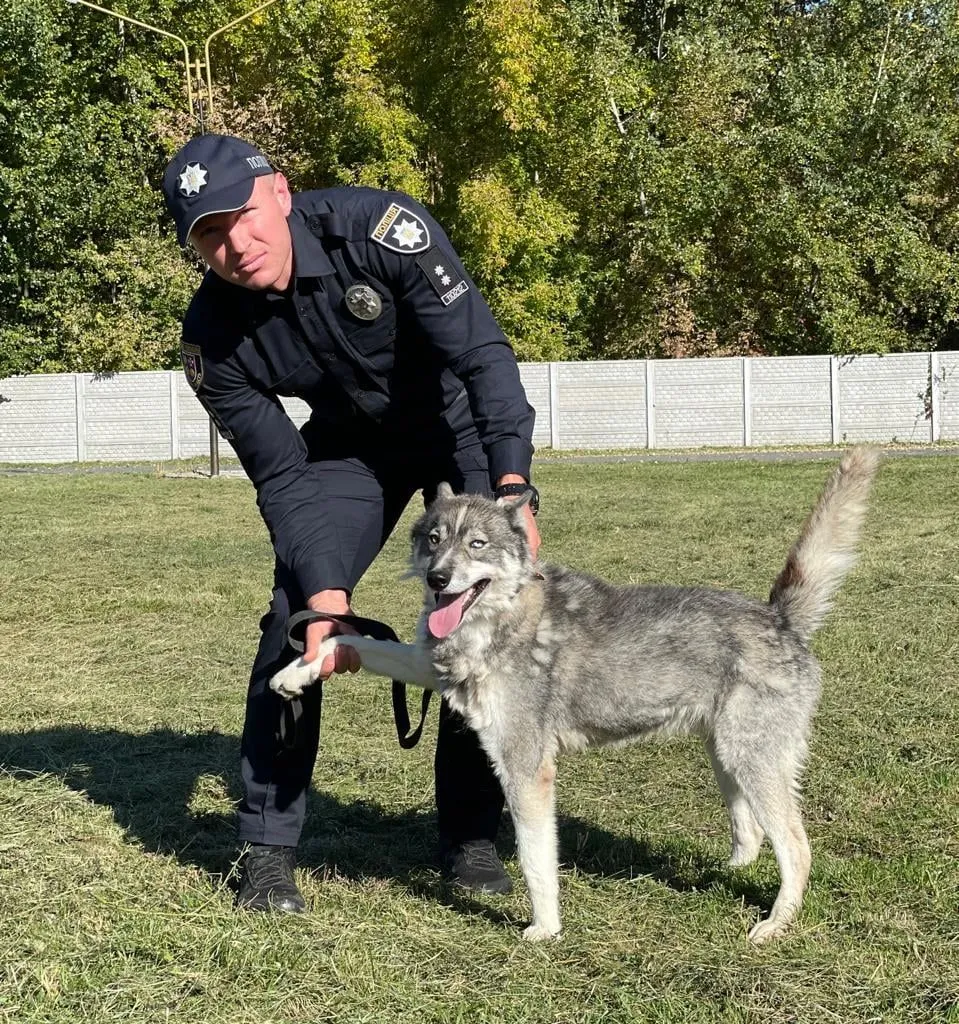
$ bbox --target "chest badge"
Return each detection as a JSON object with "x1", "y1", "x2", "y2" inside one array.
[{"x1": 344, "y1": 284, "x2": 383, "y2": 321}]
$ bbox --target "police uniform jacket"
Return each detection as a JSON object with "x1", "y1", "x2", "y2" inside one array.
[{"x1": 181, "y1": 187, "x2": 535, "y2": 601}]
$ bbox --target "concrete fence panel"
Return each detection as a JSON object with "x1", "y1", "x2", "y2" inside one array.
[
  {"x1": 555, "y1": 360, "x2": 647, "y2": 449},
  {"x1": 0, "y1": 374, "x2": 77, "y2": 463},
  {"x1": 749, "y1": 356, "x2": 833, "y2": 446},
  {"x1": 652, "y1": 357, "x2": 745, "y2": 449},
  {"x1": 936, "y1": 350, "x2": 959, "y2": 441},
  {"x1": 836, "y1": 353, "x2": 932, "y2": 444},
  {"x1": 177, "y1": 375, "x2": 213, "y2": 458},
  {"x1": 82, "y1": 372, "x2": 174, "y2": 462},
  {"x1": 1, "y1": 352, "x2": 957, "y2": 464},
  {"x1": 517, "y1": 363, "x2": 552, "y2": 449}
]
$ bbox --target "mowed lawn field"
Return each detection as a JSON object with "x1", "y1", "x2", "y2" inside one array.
[{"x1": 0, "y1": 451, "x2": 956, "y2": 1024}]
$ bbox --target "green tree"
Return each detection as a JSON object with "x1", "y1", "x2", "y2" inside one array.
[
  {"x1": 1, "y1": 0, "x2": 956, "y2": 376},
  {"x1": 570, "y1": 0, "x2": 959, "y2": 357}
]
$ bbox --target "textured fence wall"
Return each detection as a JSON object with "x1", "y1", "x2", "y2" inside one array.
[{"x1": 1, "y1": 352, "x2": 955, "y2": 464}]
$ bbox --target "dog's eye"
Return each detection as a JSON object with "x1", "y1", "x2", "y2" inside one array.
[
  {"x1": 428, "y1": 531, "x2": 440, "y2": 547},
  {"x1": 469, "y1": 538, "x2": 487, "y2": 550}
]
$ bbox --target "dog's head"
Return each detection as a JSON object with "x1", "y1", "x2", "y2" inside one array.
[{"x1": 410, "y1": 482, "x2": 536, "y2": 640}]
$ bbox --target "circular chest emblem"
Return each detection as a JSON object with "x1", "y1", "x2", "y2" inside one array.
[{"x1": 345, "y1": 284, "x2": 383, "y2": 321}]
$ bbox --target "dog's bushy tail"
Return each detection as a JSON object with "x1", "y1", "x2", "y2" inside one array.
[{"x1": 769, "y1": 446, "x2": 879, "y2": 640}]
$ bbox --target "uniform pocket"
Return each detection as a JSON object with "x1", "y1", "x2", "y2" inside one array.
[
  {"x1": 340, "y1": 310, "x2": 396, "y2": 356},
  {"x1": 268, "y1": 357, "x2": 324, "y2": 398}
]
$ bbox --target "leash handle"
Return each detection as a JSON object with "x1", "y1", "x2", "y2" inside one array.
[{"x1": 284, "y1": 609, "x2": 431, "y2": 749}]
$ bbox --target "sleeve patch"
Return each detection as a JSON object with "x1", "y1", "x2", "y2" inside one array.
[
  {"x1": 415, "y1": 246, "x2": 470, "y2": 306},
  {"x1": 371, "y1": 203, "x2": 431, "y2": 254},
  {"x1": 181, "y1": 342, "x2": 204, "y2": 391}
]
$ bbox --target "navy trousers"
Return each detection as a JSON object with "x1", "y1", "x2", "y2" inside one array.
[{"x1": 236, "y1": 436, "x2": 506, "y2": 850}]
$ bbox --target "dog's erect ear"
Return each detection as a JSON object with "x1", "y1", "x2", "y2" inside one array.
[
  {"x1": 434, "y1": 482, "x2": 455, "y2": 502},
  {"x1": 496, "y1": 488, "x2": 534, "y2": 513}
]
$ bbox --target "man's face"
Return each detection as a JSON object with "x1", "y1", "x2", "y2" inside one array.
[{"x1": 190, "y1": 173, "x2": 294, "y2": 291}]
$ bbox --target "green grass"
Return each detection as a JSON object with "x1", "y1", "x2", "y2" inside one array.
[{"x1": 0, "y1": 452, "x2": 957, "y2": 1023}]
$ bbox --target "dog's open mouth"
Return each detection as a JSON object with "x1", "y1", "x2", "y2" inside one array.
[{"x1": 427, "y1": 580, "x2": 490, "y2": 639}]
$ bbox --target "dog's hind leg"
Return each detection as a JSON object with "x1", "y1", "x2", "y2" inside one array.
[
  {"x1": 737, "y1": 773, "x2": 811, "y2": 943},
  {"x1": 507, "y1": 760, "x2": 562, "y2": 941},
  {"x1": 705, "y1": 738, "x2": 765, "y2": 867}
]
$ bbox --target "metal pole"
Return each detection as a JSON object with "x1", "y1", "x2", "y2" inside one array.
[
  {"x1": 67, "y1": 0, "x2": 286, "y2": 478},
  {"x1": 203, "y1": 0, "x2": 283, "y2": 120},
  {"x1": 64, "y1": 0, "x2": 194, "y2": 115},
  {"x1": 63, "y1": 0, "x2": 217, "y2": 472},
  {"x1": 208, "y1": 417, "x2": 220, "y2": 476},
  {"x1": 200, "y1": 0, "x2": 283, "y2": 475}
]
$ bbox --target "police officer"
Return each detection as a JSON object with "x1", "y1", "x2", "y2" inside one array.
[{"x1": 161, "y1": 134, "x2": 540, "y2": 912}]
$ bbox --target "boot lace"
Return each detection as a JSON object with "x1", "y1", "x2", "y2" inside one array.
[{"x1": 244, "y1": 845, "x2": 296, "y2": 891}]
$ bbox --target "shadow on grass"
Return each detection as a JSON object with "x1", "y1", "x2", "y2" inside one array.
[{"x1": 0, "y1": 725, "x2": 774, "y2": 922}]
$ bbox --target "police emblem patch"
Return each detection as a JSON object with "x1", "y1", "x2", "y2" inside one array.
[
  {"x1": 415, "y1": 245, "x2": 470, "y2": 307},
  {"x1": 370, "y1": 203, "x2": 431, "y2": 254},
  {"x1": 178, "y1": 162, "x2": 209, "y2": 197},
  {"x1": 344, "y1": 284, "x2": 383, "y2": 321},
  {"x1": 181, "y1": 342, "x2": 204, "y2": 391}
]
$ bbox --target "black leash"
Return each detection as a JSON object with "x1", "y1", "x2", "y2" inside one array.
[{"x1": 283, "y1": 609, "x2": 431, "y2": 750}]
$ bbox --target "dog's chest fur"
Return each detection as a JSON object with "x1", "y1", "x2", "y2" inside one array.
[{"x1": 424, "y1": 582, "x2": 547, "y2": 747}]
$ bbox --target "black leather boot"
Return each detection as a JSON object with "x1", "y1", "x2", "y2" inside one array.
[
  {"x1": 441, "y1": 839, "x2": 513, "y2": 894},
  {"x1": 236, "y1": 844, "x2": 306, "y2": 913}
]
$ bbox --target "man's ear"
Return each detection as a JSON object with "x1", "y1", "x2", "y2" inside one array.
[{"x1": 272, "y1": 172, "x2": 293, "y2": 217}]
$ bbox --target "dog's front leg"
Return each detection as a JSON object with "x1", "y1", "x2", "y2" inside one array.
[
  {"x1": 270, "y1": 636, "x2": 440, "y2": 700},
  {"x1": 325, "y1": 635, "x2": 441, "y2": 690},
  {"x1": 508, "y1": 761, "x2": 562, "y2": 941}
]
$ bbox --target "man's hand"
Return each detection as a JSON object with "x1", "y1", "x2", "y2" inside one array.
[
  {"x1": 302, "y1": 589, "x2": 362, "y2": 678},
  {"x1": 496, "y1": 474, "x2": 541, "y2": 560}
]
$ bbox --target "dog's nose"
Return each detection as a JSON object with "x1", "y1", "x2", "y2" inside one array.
[{"x1": 427, "y1": 568, "x2": 451, "y2": 591}]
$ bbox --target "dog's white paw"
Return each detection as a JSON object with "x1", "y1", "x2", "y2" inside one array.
[
  {"x1": 521, "y1": 922, "x2": 562, "y2": 942},
  {"x1": 270, "y1": 651, "x2": 329, "y2": 700},
  {"x1": 270, "y1": 638, "x2": 344, "y2": 699},
  {"x1": 269, "y1": 657, "x2": 315, "y2": 699},
  {"x1": 747, "y1": 917, "x2": 788, "y2": 944}
]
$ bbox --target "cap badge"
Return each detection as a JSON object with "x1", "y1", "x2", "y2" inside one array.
[
  {"x1": 178, "y1": 162, "x2": 209, "y2": 197},
  {"x1": 344, "y1": 284, "x2": 383, "y2": 321}
]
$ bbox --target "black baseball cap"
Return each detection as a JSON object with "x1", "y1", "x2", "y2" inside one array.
[{"x1": 162, "y1": 134, "x2": 274, "y2": 246}]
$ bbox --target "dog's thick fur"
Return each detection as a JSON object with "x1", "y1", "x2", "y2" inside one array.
[{"x1": 271, "y1": 448, "x2": 878, "y2": 942}]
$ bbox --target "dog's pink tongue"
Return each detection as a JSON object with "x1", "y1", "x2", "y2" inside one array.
[{"x1": 428, "y1": 590, "x2": 470, "y2": 639}]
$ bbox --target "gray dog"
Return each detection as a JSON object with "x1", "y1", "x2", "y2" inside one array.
[{"x1": 272, "y1": 448, "x2": 878, "y2": 942}]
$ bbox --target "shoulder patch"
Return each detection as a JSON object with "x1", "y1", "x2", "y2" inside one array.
[
  {"x1": 371, "y1": 203, "x2": 431, "y2": 254},
  {"x1": 181, "y1": 342, "x2": 203, "y2": 392},
  {"x1": 415, "y1": 246, "x2": 470, "y2": 306}
]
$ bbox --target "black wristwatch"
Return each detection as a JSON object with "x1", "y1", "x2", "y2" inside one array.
[{"x1": 494, "y1": 482, "x2": 539, "y2": 516}]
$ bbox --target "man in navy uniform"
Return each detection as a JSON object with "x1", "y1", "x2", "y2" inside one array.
[{"x1": 161, "y1": 134, "x2": 540, "y2": 913}]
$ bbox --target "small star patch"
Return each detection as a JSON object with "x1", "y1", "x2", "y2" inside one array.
[
  {"x1": 370, "y1": 202, "x2": 431, "y2": 254},
  {"x1": 415, "y1": 246, "x2": 469, "y2": 306}
]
